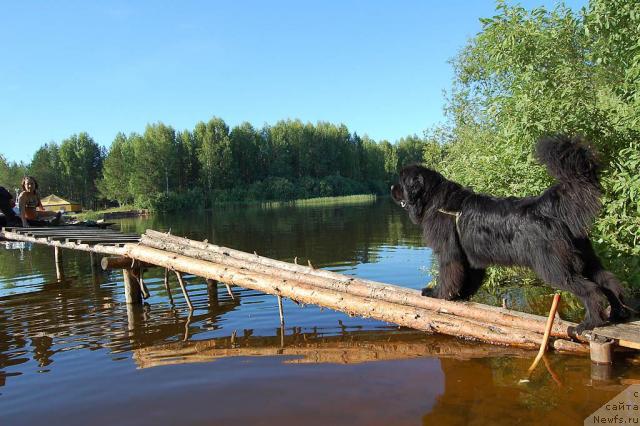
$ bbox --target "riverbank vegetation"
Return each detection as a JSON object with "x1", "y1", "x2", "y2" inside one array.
[{"x1": 428, "y1": 0, "x2": 640, "y2": 287}]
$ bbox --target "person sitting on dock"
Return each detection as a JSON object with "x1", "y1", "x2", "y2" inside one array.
[
  {"x1": 0, "y1": 185, "x2": 21, "y2": 227},
  {"x1": 17, "y1": 176, "x2": 61, "y2": 227}
]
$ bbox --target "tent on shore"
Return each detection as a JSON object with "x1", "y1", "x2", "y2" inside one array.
[{"x1": 40, "y1": 194, "x2": 82, "y2": 213}]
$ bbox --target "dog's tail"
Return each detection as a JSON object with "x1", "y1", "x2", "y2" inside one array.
[{"x1": 535, "y1": 135, "x2": 602, "y2": 237}]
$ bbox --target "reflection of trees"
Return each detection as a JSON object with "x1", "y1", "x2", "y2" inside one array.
[{"x1": 118, "y1": 198, "x2": 423, "y2": 268}]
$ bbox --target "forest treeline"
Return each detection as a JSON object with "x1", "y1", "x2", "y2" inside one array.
[{"x1": 0, "y1": 120, "x2": 429, "y2": 210}]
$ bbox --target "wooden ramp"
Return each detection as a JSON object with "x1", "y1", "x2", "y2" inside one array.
[
  {"x1": 1, "y1": 226, "x2": 138, "y2": 255},
  {"x1": 1, "y1": 226, "x2": 637, "y2": 362},
  {"x1": 593, "y1": 321, "x2": 640, "y2": 350}
]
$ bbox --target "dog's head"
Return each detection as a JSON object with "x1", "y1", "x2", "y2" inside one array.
[{"x1": 391, "y1": 165, "x2": 441, "y2": 224}]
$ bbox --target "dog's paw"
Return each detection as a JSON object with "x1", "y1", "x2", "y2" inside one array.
[
  {"x1": 574, "y1": 318, "x2": 607, "y2": 335},
  {"x1": 421, "y1": 287, "x2": 436, "y2": 297}
]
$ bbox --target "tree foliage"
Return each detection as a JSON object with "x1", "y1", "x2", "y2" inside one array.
[{"x1": 433, "y1": 0, "x2": 640, "y2": 286}]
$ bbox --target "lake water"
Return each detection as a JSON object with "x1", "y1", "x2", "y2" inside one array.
[{"x1": 0, "y1": 199, "x2": 636, "y2": 425}]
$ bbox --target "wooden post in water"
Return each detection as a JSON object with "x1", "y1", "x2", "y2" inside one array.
[
  {"x1": 277, "y1": 295, "x2": 285, "y2": 327},
  {"x1": 206, "y1": 279, "x2": 218, "y2": 308},
  {"x1": 164, "y1": 268, "x2": 174, "y2": 305},
  {"x1": 54, "y1": 246, "x2": 64, "y2": 281},
  {"x1": 590, "y1": 337, "x2": 614, "y2": 364},
  {"x1": 122, "y1": 268, "x2": 143, "y2": 305}
]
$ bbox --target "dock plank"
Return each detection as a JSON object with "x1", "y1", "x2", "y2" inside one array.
[{"x1": 593, "y1": 320, "x2": 640, "y2": 348}]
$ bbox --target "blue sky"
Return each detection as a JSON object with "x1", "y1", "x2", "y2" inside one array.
[{"x1": 1, "y1": 0, "x2": 586, "y2": 163}]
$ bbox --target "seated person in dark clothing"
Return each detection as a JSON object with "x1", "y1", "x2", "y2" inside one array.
[{"x1": 0, "y1": 185, "x2": 21, "y2": 227}]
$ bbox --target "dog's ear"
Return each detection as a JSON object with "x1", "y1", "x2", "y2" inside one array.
[
  {"x1": 408, "y1": 173, "x2": 424, "y2": 189},
  {"x1": 405, "y1": 173, "x2": 425, "y2": 201}
]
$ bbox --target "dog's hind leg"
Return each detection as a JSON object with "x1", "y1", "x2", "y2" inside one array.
[
  {"x1": 576, "y1": 239, "x2": 629, "y2": 322},
  {"x1": 532, "y1": 256, "x2": 607, "y2": 333},
  {"x1": 568, "y1": 276, "x2": 609, "y2": 334}
]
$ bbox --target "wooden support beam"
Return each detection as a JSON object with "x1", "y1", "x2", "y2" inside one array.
[
  {"x1": 164, "y1": 268, "x2": 174, "y2": 304},
  {"x1": 590, "y1": 338, "x2": 614, "y2": 364},
  {"x1": 174, "y1": 271, "x2": 194, "y2": 310},
  {"x1": 224, "y1": 283, "x2": 235, "y2": 300},
  {"x1": 123, "y1": 268, "x2": 142, "y2": 304},
  {"x1": 206, "y1": 279, "x2": 218, "y2": 308},
  {"x1": 54, "y1": 246, "x2": 64, "y2": 281},
  {"x1": 136, "y1": 266, "x2": 150, "y2": 299},
  {"x1": 101, "y1": 256, "x2": 153, "y2": 271},
  {"x1": 102, "y1": 256, "x2": 136, "y2": 270},
  {"x1": 277, "y1": 295, "x2": 285, "y2": 326}
]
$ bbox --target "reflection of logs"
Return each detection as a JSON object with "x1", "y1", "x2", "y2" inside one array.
[
  {"x1": 133, "y1": 331, "x2": 532, "y2": 369},
  {"x1": 125, "y1": 244, "x2": 543, "y2": 348},
  {"x1": 140, "y1": 230, "x2": 577, "y2": 339}
]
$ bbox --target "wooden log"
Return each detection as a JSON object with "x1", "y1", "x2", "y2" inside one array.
[
  {"x1": 165, "y1": 268, "x2": 174, "y2": 303},
  {"x1": 123, "y1": 268, "x2": 142, "y2": 304},
  {"x1": 206, "y1": 279, "x2": 218, "y2": 307},
  {"x1": 125, "y1": 244, "x2": 543, "y2": 348},
  {"x1": 136, "y1": 266, "x2": 151, "y2": 299},
  {"x1": 102, "y1": 256, "x2": 136, "y2": 270},
  {"x1": 553, "y1": 339, "x2": 589, "y2": 354},
  {"x1": 174, "y1": 271, "x2": 194, "y2": 310},
  {"x1": 54, "y1": 246, "x2": 64, "y2": 281},
  {"x1": 0, "y1": 230, "x2": 127, "y2": 255},
  {"x1": 277, "y1": 295, "x2": 285, "y2": 326},
  {"x1": 590, "y1": 338, "x2": 614, "y2": 364},
  {"x1": 141, "y1": 231, "x2": 578, "y2": 339}
]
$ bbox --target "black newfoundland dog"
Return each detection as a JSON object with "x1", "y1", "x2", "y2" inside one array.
[{"x1": 391, "y1": 135, "x2": 628, "y2": 333}]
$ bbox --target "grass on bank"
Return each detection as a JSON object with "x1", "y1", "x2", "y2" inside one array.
[
  {"x1": 71, "y1": 205, "x2": 138, "y2": 221},
  {"x1": 260, "y1": 194, "x2": 377, "y2": 208},
  {"x1": 72, "y1": 194, "x2": 378, "y2": 220}
]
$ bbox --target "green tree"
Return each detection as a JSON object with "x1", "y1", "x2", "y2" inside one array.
[
  {"x1": 144, "y1": 122, "x2": 179, "y2": 194},
  {"x1": 439, "y1": 0, "x2": 640, "y2": 284},
  {"x1": 28, "y1": 143, "x2": 62, "y2": 197},
  {"x1": 97, "y1": 133, "x2": 133, "y2": 205},
  {"x1": 195, "y1": 117, "x2": 233, "y2": 191},
  {"x1": 396, "y1": 135, "x2": 426, "y2": 168},
  {"x1": 230, "y1": 122, "x2": 261, "y2": 184},
  {"x1": 0, "y1": 155, "x2": 26, "y2": 195},
  {"x1": 176, "y1": 129, "x2": 200, "y2": 190},
  {"x1": 59, "y1": 132, "x2": 103, "y2": 208}
]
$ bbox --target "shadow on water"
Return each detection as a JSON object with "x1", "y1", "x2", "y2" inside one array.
[{"x1": 0, "y1": 198, "x2": 638, "y2": 425}]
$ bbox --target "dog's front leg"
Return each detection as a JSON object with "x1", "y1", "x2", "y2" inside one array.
[{"x1": 422, "y1": 260, "x2": 467, "y2": 301}]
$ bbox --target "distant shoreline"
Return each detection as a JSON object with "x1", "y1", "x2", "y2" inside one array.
[{"x1": 74, "y1": 193, "x2": 379, "y2": 220}]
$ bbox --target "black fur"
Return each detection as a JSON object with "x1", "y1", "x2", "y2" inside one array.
[{"x1": 391, "y1": 135, "x2": 628, "y2": 333}]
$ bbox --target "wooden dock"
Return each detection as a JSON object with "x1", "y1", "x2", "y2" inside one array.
[{"x1": 1, "y1": 225, "x2": 638, "y2": 364}]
